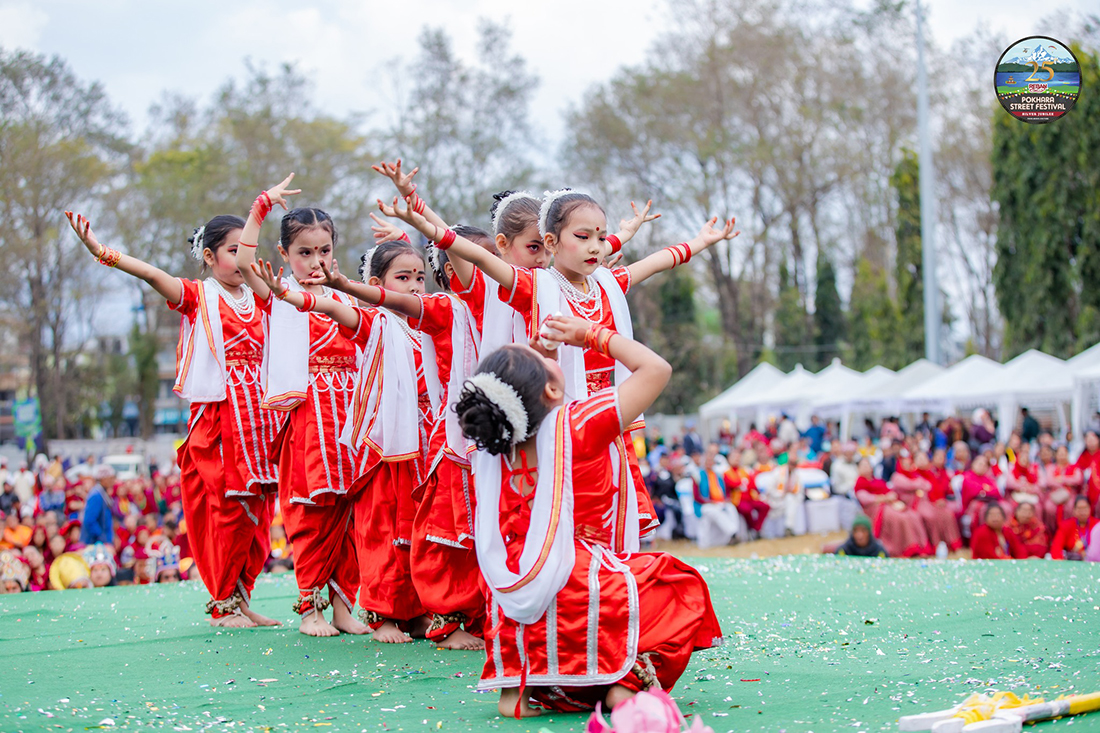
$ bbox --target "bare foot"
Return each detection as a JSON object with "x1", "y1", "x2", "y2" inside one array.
[
  {"x1": 210, "y1": 613, "x2": 257, "y2": 628},
  {"x1": 299, "y1": 610, "x2": 339, "y2": 637},
  {"x1": 240, "y1": 603, "x2": 281, "y2": 627},
  {"x1": 372, "y1": 620, "x2": 412, "y2": 643},
  {"x1": 435, "y1": 628, "x2": 485, "y2": 650},
  {"x1": 407, "y1": 614, "x2": 432, "y2": 639},
  {"x1": 331, "y1": 601, "x2": 370, "y2": 635},
  {"x1": 498, "y1": 687, "x2": 541, "y2": 718},
  {"x1": 605, "y1": 684, "x2": 636, "y2": 710}
]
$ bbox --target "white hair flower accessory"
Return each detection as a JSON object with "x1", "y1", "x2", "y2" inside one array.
[
  {"x1": 492, "y1": 191, "x2": 539, "y2": 235},
  {"x1": 359, "y1": 246, "x2": 378, "y2": 281},
  {"x1": 466, "y1": 372, "x2": 529, "y2": 443},
  {"x1": 189, "y1": 225, "x2": 206, "y2": 261},
  {"x1": 537, "y1": 189, "x2": 575, "y2": 238},
  {"x1": 425, "y1": 242, "x2": 444, "y2": 276}
]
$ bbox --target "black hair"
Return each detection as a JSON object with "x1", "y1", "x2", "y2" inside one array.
[
  {"x1": 983, "y1": 501, "x2": 1005, "y2": 523},
  {"x1": 490, "y1": 190, "x2": 542, "y2": 242},
  {"x1": 455, "y1": 345, "x2": 551, "y2": 456},
  {"x1": 360, "y1": 240, "x2": 422, "y2": 283},
  {"x1": 189, "y1": 214, "x2": 245, "y2": 272},
  {"x1": 278, "y1": 207, "x2": 338, "y2": 250},
  {"x1": 1073, "y1": 495, "x2": 1093, "y2": 510},
  {"x1": 541, "y1": 190, "x2": 605, "y2": 239},
  {"x1": 426, "y1": 224, "x2": 491, "y2": 290}
]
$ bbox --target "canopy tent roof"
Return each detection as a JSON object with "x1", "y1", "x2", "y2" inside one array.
[
  {"x1": 699, "y1": 362, "x2": 787, "y2": 419},
  {"x1": 964, "y1": 349, "x2": 1075, "y2": 405},
  {"x1": 743, "y1": 359, "x2": 862, "y2": 414},
  {"x1": 812, "y1": 365, "x2": 897, "y2": 415},
  {"x1": 898, "y1": 354, "x2": 1005, "y2": 409},
  {"x1": 1068, "y1": 342, "x2": 1100, "y2": 373},
  {"x1": 1075, "y1": 360, "x2": 1100, "y2": 384},
  {"x1": 856, "y1": 359, "x2": 945, "y2": 410},
  {"x1": 734, "y1": 364, "x2": 818, "y2": 415}
]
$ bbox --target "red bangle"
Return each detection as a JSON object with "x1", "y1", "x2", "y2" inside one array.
[
  {"x1": 251, "y1": 192, "x2": 273, "y2": 224},
  {"x1": 274, "y1": 288, "x2": 290, "y2": 300},
  {"x1": 295, "y1": 292, "x2": 316, "y2": 313},
  {"x1": 376, "y1": 287, "x2": 387, "y2": 306},
  {"x1": 238, "y1": 240, "x2": 258, "y2": 248},
  {"x1": 665, "y1": 243, "x2": 692, "y2": 266},
  {"x1": 437, "y1": 229, "x2": 457, "y2": 250},
  {"x1": 606, "y1": 234, "x2": 622, "y2": 255},
  {"x1": 97, "y1": 246, "x2": 122, "y2": 268},
  {"x1": 398, "y1": 232, "x2": 411, "y2": 244},
  {"x1": 583, "y1": 326, "x2": 615, "y2": 357}
]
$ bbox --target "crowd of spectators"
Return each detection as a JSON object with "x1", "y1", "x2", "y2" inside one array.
[
  {"x1": 639, "y1": 407, "x2": 1100, "y2": 561},
  {"x1": 0, "y1": 453, "x2": 293, "y2": 593}
]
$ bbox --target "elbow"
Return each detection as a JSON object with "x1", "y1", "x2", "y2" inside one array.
[{"x1": 651, "y1": 357, "x2": 672, "y2": 390}]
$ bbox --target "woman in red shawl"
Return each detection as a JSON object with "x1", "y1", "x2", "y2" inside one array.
[
  {"x1": 893, "y1": 450, "x2": 962, "y2": 552},
  {"x1": 1074, "y1": 430, "x2": 1100, "y2": 508},
  {"x1": 960, "y1": 455, "x2": 1008, "y2": 536},
  {"x1": 854, "y1": 458, "x2": 932, "y2": 557},
  {"x1": 1045, "y1": 445, "x2": 1083, "y2": 533},
  {"x1": 1050, "y1": 496, "x2": 1098, "y2": 561},
  {"x1": 1006, "y1": 449, "x2": 1043, "y2": 523},
  {"x1": 971, "y1": 503, "x2": 1025, "y2": 559},
  {"x1": 1007, "y1": 502, "x2": 1048, "y2": 558}
]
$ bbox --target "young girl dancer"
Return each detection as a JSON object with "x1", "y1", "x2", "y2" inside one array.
[
  {"x1": 293, "y1": 236, "x2": 486, "y2": 649},
  {"x1": 379, "y1": 189, "x2": 737, "y2": 546},
  {"x1": 234, "y1": 174, "x2": 369, "y2": 638},
  {"x1": 65, "y1": 211, "x2": 279, "y2": 628},
  {"x1": 455, "y1": 314, "x2": 723, "y2": 716}
]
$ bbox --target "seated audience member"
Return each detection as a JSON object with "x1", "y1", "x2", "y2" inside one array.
[
  {"x1": 0, "y1": 549, "x2": 29, "y2": 593},
  {"x1": 83, "y1": 543, "x2": 117, "y2": 587},
  {"x1": 1075, "y1": 430, "x2": 1100, "y2": 508},
  {"x1": 49, "y1": 551, "x2": 93, "y2": 589},
  {"x1": 1051, "y1": 496, "x2": 1098, "y2": 561},
  {"x1": 960, "y1": 455, "x2": 1006, "y2": 535},
  {"x1": 22, "y1": 546, "x2": 49, "y2": 591},
  {"x1": 970, "y1": 503, "x2": 1025, "y2": 560},
  {"x1": 829, "y1": 442, "x2": 860, "y2": 497},
  {"x1": 1045, "y1": 445, "x2": 1082, "y2": 532},
  {"x1": 854, "y1": 458, "x2": 931, "y2": 558},
  {"x1": 693, "y1": 448, "x2": 741, "y2": 549},
  {"x1": 1006, "y1": 449, "x2": 1044, "y2": 523},
  {"x1": 897, "y1": 450, "x2": 962, "y2": 552},
  {"x1": 0, "y1": 512, "x2": 31, "y2": 550},
  {"x1": 835, "y1": 515, "x2": 887, "y2": 558},
  {"x1": 1008, "y1": 502, "x2": 1049, "y2": 558},
  {"x1": 646, "y1": 452, "x2": 684, "y2": 538},
  {"x1": 154, "y1": 545, "x2": 181, "y2": 583},
  {"x1": 46, "y1": 534, "x2": 66, "y2": 564},
  {"x1": 724, "y1": 449, "x2": 769, "y2": 536}
]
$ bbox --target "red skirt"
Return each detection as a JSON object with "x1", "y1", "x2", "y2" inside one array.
[
  {"x1": 411, "y1": 457, "x2": 484, "y2": 640},
  {"x1": 480, "y1": 545, "x2": 722, "y2": 711},
  {"x1": 353, "y1": 459, "x2": 425, "y2": 625},
  {"x1": 178, "y1": 401, "x2": 275, "y2": 610}
]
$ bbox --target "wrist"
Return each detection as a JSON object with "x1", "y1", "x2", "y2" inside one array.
[{"x1": 606, "y1": 233, "x2": 623, "y2": 255}]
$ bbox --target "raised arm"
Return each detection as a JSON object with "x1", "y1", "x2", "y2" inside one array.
[
  {"x1": 626, "y1": 216, "x2": 740, "y2": 285},
  {"x1": 251, "y1": 258, "x2": 361, "y2": 331},
  {"x1": 65, "y1": 212, "x2": 183, "y2": 305},
  {"x1": 236, "y1": 173, "x2": 301, "y2": 300},
  {"x1": 378, "y1": 196, "x2": 516, "y2": 291},
  {"x1": 540, "y1": 314, "x2": 671, "y2": 429},
  {"x1": 372, "y1": 160, "x2": 448, "y2": 231},
  {"x1": 305, "y1": 261, "x2": 422, "y2": 320}
]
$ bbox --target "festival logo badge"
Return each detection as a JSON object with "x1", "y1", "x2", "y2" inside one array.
[{"x1": 995, "y1": 36, "x2": 1080, "y2": 123}]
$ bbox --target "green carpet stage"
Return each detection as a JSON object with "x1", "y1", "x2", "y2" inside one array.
[{"x1": 2, "y1": 556, "x2": 1098, "y2": 733}]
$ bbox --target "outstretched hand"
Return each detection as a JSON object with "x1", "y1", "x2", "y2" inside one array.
[
  {"x1": 696, "y1": 216, "x2": 740, "y2": 247},
  {"x1": 251, "y1": 258, "x2": 286, "y2": 294},
  {"x1": 618, "y1": 200, "x2": 661, "y2": 239},
  {"x1": 300, "y1": 260, "x2": 347, "y2": 288},
  {"x1": 65, "y1": 211, "x2": 104, "y2": 258},
  {"x1": 377, "y1": 196, "x2": 435, "y2": 238},
  {"x1": 371, "y1": 159, "x2": 419, "y2": 198},
  {"x1": 265, "y1": 173, "x2": 302, "y2": 211},
  {"x1": 369, "y1": 212, "x2": 409, "y2": 244}
]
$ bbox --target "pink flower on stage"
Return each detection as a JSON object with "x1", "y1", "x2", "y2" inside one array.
[{"x1": 586, "y1": 690, "x2": 695, "y2": 733}]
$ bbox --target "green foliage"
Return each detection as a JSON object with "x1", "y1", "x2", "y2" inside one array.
[
  {"x1": 812, "y1": 250, "x2": 846, "y2": 369},
  {"x1": 891, "y1": 148, "x2": 925, "y2": 363},
  {"x1": 774, "y1": 260, "x2": 809, "y2": 371},
  {"x1": 847, "y1": 258, "x2": 905, "y2": 370},
  {"x1": 992, "y1": 43, "x2": 1100, "y2": 358}
]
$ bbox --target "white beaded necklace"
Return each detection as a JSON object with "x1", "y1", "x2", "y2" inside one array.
[
  {"x1": 386, "y1": 308, "x2": 422, "y2": 349},
  {"x1": 549, "y1": 267, "x2": 602, "y2": 321},
  {"x1": 206, "y1": 278, "x2": 255, "y2": 321}
]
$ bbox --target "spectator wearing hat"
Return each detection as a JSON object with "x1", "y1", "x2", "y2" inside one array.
[
  {"x1": 83, "y1": 543, "x2": 117, "y2": 587},
  {"x1": 81, "y1": 466, "x2": 114, "y2": 547},
  {"x1": 835, "y1": 515, "x2": 887, "y2": 557},
  {"x1": 0, "y1": 549, "x2": 29, "y2": 593}
]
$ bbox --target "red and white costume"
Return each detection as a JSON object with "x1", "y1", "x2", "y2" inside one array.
[
  {"x1": 474, "y1": 388, "x2": 722, "y2": 710},
  {"x1": 263, "y1": 279, "x2": 363, "y2": 616},
  {"x1": 498, "y1": 266, "x2": 659, "y2": 540},
  {"x1": 341, "y1": 307, "x2": 430, "y2": 628},
  {"x1": 171, "y1": 278, "x2": 280, "y2": 617},
  {"x1": 407, "y1": 293, "x2": 485, "y2": 640}
]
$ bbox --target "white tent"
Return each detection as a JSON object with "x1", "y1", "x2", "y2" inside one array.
[
  {"x1": 898, "y1": 354, "x2": 1006, "y2": 411},
  {"x1": 813, "y1": 365, "x2": 897, "y2": 440},
  {"x1": 1071, "y1": 360, "x2": 1100, "y2": 447},
  {"x1": 742, "y1": 359, "x2": 861, "y2": 429},
  {"x1": 850, "y1": 359, "x2": 945, "y2": 414},
  {"x1": 735, "y1": 364, "x2": 819, "y2": 428},
  {"x1": 699, "y1": 362, "x2": 786, "y2": 420},
  {"x1": 962, "y1": 350, "x2": 1074, "y2": 440}
]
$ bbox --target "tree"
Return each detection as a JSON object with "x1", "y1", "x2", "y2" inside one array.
[
  {"x1": 891, "y1": 148, "x2": 925, "y2": 363},
  {"x1": 812, "y1": 250, "x2": 846, "y2": 368},
  {"x1": 773, "y1": 259, "x2": 809, "y2": 371},
  {"x1": 847, "y1": 258, "x2": 904, "y2": 370},
  {"x1": 992, "y1": 43, "x2": 1099, "y2": 358},
  {"x1": 0, "y1": 48, "x2": 129, "y2": 439},
  {"x1": 382, "y1": 20, "x2": 540, "y2": 226}
]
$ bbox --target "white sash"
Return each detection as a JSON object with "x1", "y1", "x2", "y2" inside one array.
[
  {"x1": 173, "y1": 280, "x2": 227, "y2": 403},
  {"x1": 433, "y1": 294, "x2": 481, "y2": 465},
  {"x1": 340, "y1": 309, "x2": 421, "y2": 460},
  {"x1": 473, "y1": 407, "x2": 575, "y2": 625},
  {"x1": 481, "y1": 271, "x2": 529, "y2": 357}
]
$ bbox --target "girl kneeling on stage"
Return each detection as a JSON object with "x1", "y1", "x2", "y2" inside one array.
[{"x1": 456, "y1": 314, "x2": 723, "y2": 718}]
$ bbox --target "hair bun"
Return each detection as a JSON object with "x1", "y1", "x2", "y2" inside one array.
[{"x1": 455, "y1": 385, "x2": 513, "y2": 456}]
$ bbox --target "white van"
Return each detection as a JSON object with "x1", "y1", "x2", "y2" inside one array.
[{"x1": 102, "y1": 454, "x2": 149, "y2": 481}]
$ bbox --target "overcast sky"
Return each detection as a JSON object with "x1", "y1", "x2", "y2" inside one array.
[{"x1": 1, "y1": 0, "x2": 1093, "y2": 147}]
